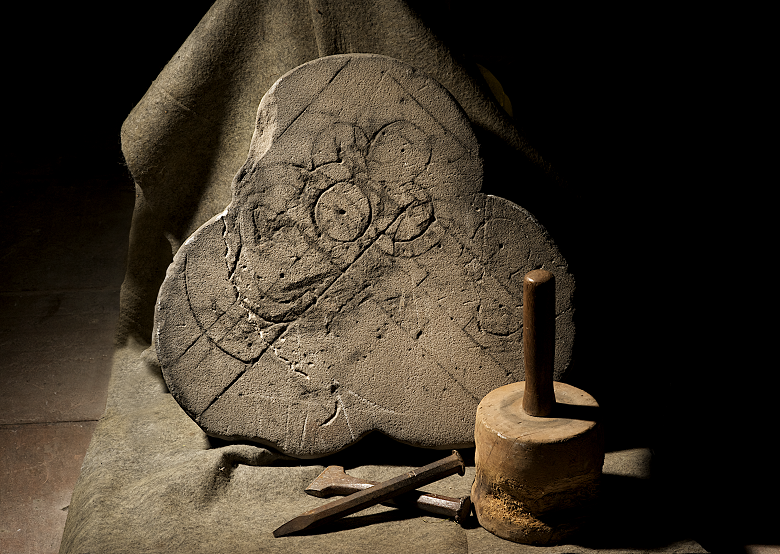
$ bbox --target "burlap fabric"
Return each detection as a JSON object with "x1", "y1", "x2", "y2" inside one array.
[{"x1": 60, "y1": 1, "x2": 704, "y2": 551}]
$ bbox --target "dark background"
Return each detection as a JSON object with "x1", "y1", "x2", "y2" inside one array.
[{"x1": 3, "y1": 2, "x2": 771, "y2": 551}]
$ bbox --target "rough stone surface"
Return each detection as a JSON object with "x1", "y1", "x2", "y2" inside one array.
[{"x1": 155, "y1": 54, "x2": 574, "y2": 458}]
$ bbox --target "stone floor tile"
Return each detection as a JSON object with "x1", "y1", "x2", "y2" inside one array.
[
  {"x1": 0, "y1": 422, "x2": 96, "y2": 554},
  {"x1": 0, "y1": 290, "x2": 118, "y2": 424}
]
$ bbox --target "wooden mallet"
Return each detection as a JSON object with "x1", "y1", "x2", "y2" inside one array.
[{"x1": 471, "y1": 269, "x2": 604, "y2": 545}]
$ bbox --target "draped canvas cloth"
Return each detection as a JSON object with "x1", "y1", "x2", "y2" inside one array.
[
  {"x1": 60, "y1": 1, "x2": 704, "y2": 551},
  {"x1": 115, "y1": 0, "x2": 556, "y2": 346}
]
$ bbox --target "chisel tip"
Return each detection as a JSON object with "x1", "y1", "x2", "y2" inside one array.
[{"x1": 272, "y1": 516, "x2": 310, "y2": 537}]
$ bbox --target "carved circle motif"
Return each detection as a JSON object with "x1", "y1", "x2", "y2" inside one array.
[
  {"x1": 315, "y1": 182, "x2": 371, "y2": 242},
  {"x1": 155, "y1": 54, "x2": 575, "y2": 459}
]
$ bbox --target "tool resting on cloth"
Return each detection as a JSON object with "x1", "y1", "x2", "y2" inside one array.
[{"x1": 60, "y1": 340, "x2": 701, "y2": 553}]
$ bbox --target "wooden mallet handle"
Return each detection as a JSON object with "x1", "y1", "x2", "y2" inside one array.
[{"x1": 522, "y1": 269, "x2": 555, "y2": 417}]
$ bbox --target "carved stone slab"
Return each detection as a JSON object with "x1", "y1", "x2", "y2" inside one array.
[{"x1": 155, "y1": 54, "x2": 574, "y2": 458}]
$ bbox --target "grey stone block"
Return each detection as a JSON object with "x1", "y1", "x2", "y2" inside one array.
[{"x1": 155, "y1": 54, "x2": 574, "y2": 458}]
